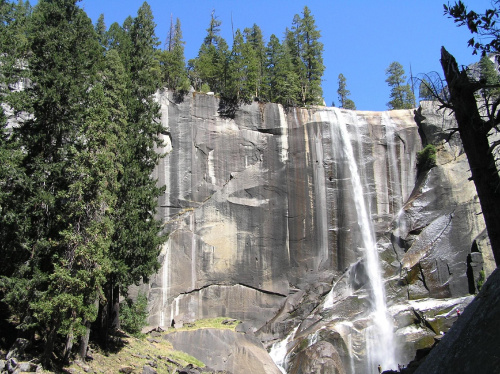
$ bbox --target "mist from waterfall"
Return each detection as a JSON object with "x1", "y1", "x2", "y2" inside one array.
[
  {"x1": 328, "y1": 108, "x2": 398, "y2": 373},
  {"x1": 269, "y1": 326, "x2": 299, "y2": 373}
]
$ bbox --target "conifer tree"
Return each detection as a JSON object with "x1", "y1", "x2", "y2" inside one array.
[
  {"x1": 0, "y1": 0, "x2": 32, "y2": 281},
  {"x1": 298, "y1": 6, "x2": 324, "y2": 105},
  {"x1": 160, "y1": 17, "x2": 189, "y2": 93},
  {"x1": 105, "y1": 1, "x2": 166, "y2": 333},
  {"x1": 244, "y1": 24, "x2": 266, "y2": 99},
  {"x1": 266, "y1": 33, "x2": 300, "y2": 107},
  {"x1": 107, "y1": 17, "x2": 134, "y2": 74},
  {"x1": 418, "y1": 78, "x2": 435, "y2": 101},
  {"x1": 385, "y1": 61, "x2": 416, "y2": 109},
  {"x1": 191, "y1": 10, "x2": 229, "y2": 94},
  {"x1": 226, "y1": 28, "x2": 258, "y2": 103},
  {"x1": 478, "y1": 54, "x2": 500, "y2": 109},
  {"x1": 284, "y1": 7, "x2": 324, "y2": 106},
  {"x1": 2, "y1": 0, "x2": 119, "y2": 363},
  {"x1": 337, "y1": 73, "x2": 356, "y2": 110},
  {"x1": 95, "y1": 13, "x2": 107, "y2": 49}
]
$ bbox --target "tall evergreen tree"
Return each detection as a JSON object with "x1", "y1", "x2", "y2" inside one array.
[
  {"x1": 107, "y1": 17, "x2": 134, "y2": 74},
  {"x1": 284, "y1": 7, "x2": 324, "y2": 106},
  {"x1": 95, "y1": 13, "x2": 107, "y2": 49},
  {"x1": 0, "y1": 0, "x2": 32, "y2": 281},
  {"x1": 191, "y1": 10, "x2": 229, "y2": 94},
  {"x1": 385, "y1": 61, "x2": 415, "y2": 109},
  {"x1": 105, "y1": 1, "x2": 166, "y2": 334},
  {"x1": 337, "y1": 73, "x2": 356, "y2": 110},
  {"x1": 160, "y1": 17, "x2": 189, "y2": 93},
  {"x1": 244, "y1": 24, "x2": 266, "y2": 99},
  {"x1": 1, "y1": 0, "x2": 120, "y2": 364},
  {"x1": 226, "y1": 28, "x2": 258, "y2": 103},
  {"x1": 266, "y1": 33, "x2": 300, "y2": 107},
  {"x1": 298, "y1": 6, "x2": 324, "y2": 105},
  {"x1": 478, "y1": 54, "x2": 500, "y2": 111}
]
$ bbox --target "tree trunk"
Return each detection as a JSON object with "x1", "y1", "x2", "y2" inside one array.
[
  {"x1": 63, "y1": 327, "x2": 73, "y2": 363},
  {"x1": 42, "y1": 318, "x2": 60, "y2": 367},
  {"x1": 78, "y1": 323, "x2": 90, "y2": 361},
  {"x1": 79, "y1": 296, "x2": 99, "y2": 360},
  {"x1": 441, "y1": 46, "x2": 500, "y2": 267},
  {"x1": 110, "y1": 283, "x2": 120, "y2": 330}
]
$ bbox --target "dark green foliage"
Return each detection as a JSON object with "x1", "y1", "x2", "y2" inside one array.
[
  {"x1": 478, "y1": 55, "x2": 500, "y2": 109},
  {"x1": 119, "y1": 293, "x2": 148, "y2": 335},
  {"x1": 444, "y1": 1, "x2": 500, "y2": 56},
  {"x1": 284, "y1": 7, "x2": 325, "y2": 106},
  {"x1": 109, "y1": 1, "x2": 165, "y2": 294},
  {"x1": 296, "y1": 6, "x2": 325, "y2": 105},
  {"x1": 416, "y1": 144, "x2": 437, "y2": 173},
  {"x1": 0, "y1": 0, "x2": 167, "y2": 364},
  {"x1": 244, "y1": 24, "x2": 266, "y2": 99},
  {"x1": 190, "y1": 10, "x2": 229, "y2": 94},
  {"x1": 95, "y1": 13, "x2": 107, "y2": 49},
  {"x1": 477, "y1": 269, "x2": 486, "y2": 290},
  {"x1": 419, "y1": 78, "x2": 435, "y2": 100},
  {"x1": 1, "y1": 0, "x2": 119, "y2": 363},
  {"x1": 386, "y1": 61, "x2": 416, "y2": 109},
  {"x1": 337, "y1": 73, "x2": 356, "y2": 110},
  {"x1": 188, "y1": 6, "x2": 324, "y2": 107},
  {"x1": 160, "y1": 17, "x2": 189, "y2": 93},
  {"x1": 266, "y1": 34, "x2": 300, "y2": 107},
  {"x1": 225, "y1": 28, "x2": 259, "y2": 103}
]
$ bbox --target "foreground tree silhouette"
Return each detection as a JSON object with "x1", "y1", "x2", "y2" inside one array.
[{"x1": 441, "y1": 1, "x2": 500, "y2": 266}]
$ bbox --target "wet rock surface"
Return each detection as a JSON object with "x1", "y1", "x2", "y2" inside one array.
[{"x1": 142, "y1": 96, "x2": 493, "y2": 373}]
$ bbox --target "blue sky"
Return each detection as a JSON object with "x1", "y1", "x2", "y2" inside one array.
[{"x1": 78, "y1": 0, "x2": 493, "y2": 111}]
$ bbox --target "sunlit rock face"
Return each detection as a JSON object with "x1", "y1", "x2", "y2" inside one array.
[{"x1": 143, "y1": 93, "x2": 493, "y2": 374}]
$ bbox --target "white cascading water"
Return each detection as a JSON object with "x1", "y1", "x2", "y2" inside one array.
[
  {"x1": 269, "y1": 326, "x2": 299, "y2": 374},
  {"x1": 328, "y1": 108, "x2": 398, "y2": 373}
]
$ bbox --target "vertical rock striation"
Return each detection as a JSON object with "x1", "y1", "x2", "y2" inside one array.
[{"x1": 143, "y1": 93, "x2": 492, "y2": 373}]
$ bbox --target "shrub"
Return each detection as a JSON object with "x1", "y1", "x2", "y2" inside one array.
[
  {"x1": 120, "y1": 292, "x2": 148, "y2": 335},
  {"x1": 477, "y1": 269, "x2": 486, "y2": 291},
  {"x1": 417, "y1": 144, "x2": 437, "y2": 173}
]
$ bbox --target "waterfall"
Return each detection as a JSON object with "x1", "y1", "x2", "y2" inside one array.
[
  {"x1": 269, "y1": 326, "x2": 299, "y2": 373},
  {"x1": 327, "y1": 108, "x2": 398, "y2": 372}
]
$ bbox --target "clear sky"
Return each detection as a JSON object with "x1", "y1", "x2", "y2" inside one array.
[{"x1": 76, "y1": 0, "x2": 493, "y2": 111}]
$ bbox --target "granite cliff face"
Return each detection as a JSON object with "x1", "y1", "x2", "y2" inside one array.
[{"x1": 142, "y1": 93, "x2": 493, "y2": 374}]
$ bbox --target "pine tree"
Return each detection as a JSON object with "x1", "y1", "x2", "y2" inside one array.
[
  {"x1": 95, "y1": 13, "x2": 107, "y2": 49},
  {"x1": 418, "y1": 78, "x2": 435, "y2": 101},
  {"x1": 478, "y1": 54, "x2": 500, "y2": 110},
  {"x1": 105, "y1": 1, "x2": 166, "y2": 334},
  {"x1": 337, "y1": 73, "x2": 356, "y2": 110},
  {"x1": 298, "y1": 6, "x2": 324, "y2": 105},
  {"x1": 266, "y1": 33, "x2": 300, "y2": 107},
  {"x1": 160, "y1": 17, "x2": 189, "y2": 93},
  {"x1": 107, "y1": 17, "x2": 134, "y2": 74},
  {"x1": 226, "y1": 28, "x2": 258, "y2": 103},
  {"x1": 3, "y1": 0, "x2": 119, "y2": 364},
  {"x1": 191, "y1": 10, "x2": 229, "y2": 94},
  {"x1": 385, "y1": 61, "x2": 415, "y2": 109},
  {"x1": 244, "y1": 24, "x2": 266, "y2": 99},
  {"x1": 284, "y1": 7, "x2": 324, "y2": 106}
]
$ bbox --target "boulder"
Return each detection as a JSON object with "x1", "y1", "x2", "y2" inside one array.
[{"x1": 163, "y1": 329, "x2": 281, "y2": 374}]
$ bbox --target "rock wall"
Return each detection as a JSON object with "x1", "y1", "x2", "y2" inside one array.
[{"x1": 144, "y1": 93, "x2": 493, "y2": 373}]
